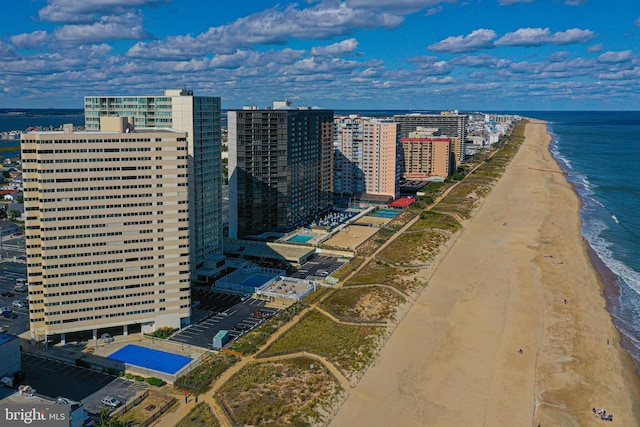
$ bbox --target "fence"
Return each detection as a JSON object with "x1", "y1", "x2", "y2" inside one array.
[
  {"x1": 174, "y1": 350, "x2": 212, "y2": 379},
  {"x1": 139, "y1": 395, "x2": 177, "y2": 427},
  {"x1": 110, "y1": 390, "x2": 149, "y2": 418}
]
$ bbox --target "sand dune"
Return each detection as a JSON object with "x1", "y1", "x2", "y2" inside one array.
[{"x1": 330, "y1": 120, "x2": 640, "y2": 426}]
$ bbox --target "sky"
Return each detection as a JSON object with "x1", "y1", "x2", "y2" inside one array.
[{"x1": 0, "y1": 0, "x2": 639, "y2": 111}]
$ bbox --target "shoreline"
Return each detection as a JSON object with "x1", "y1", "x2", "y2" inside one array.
[
  {"x1": 330, "y1": 119, "x2": 640, "y2": 426},
  {"x1": 546, "y1": 119, "x2": 640, "y2": 385}
]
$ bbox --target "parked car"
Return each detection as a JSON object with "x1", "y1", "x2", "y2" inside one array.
[
  {"x1": 0, "y1": 306, "x2": 11, "y2": 313},
  {"x1": 12, "y1": 300, "x2": 26, "y2": 309},
  {"x1": 101, "y1": 396, "x2": 121, "y2": 408},
  {"x1": 2, "y1": 310, "x2": 18, "y2": 319},
  {"x1": 0, "y1": 291, "x2": 14, "y2": 298},
  {"x1": 18, "y1": 385, "x2": 35, "y2": 397},
  {"x1": 13, "y1": 285, "x2": 27, "y2": 293}
]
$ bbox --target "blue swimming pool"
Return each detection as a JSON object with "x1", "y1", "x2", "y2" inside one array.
[
  {"x1": 288, "y1": 234, "x2": 314, "y2": 243},
  {"x1": 107, "y1": 344, "x2": 192, "y2": 375}
]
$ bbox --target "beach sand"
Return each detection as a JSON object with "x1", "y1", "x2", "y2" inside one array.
[{"x1": 330, "y1": 120, "x2": 640, "y2": 426}]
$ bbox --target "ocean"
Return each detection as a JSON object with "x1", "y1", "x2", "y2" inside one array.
[
  {"x1": 523, "y1": 111, "x2": 640, "y2": 370},
  {"x1": 3, "y1": 109, "x2": 640, "y2": 371}
]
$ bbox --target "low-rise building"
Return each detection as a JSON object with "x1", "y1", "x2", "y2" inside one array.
[{"x1": 0, "y1": 333, "x2": 20, "y2": 379}]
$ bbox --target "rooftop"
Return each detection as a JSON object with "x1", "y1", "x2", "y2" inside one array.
[{"x1": 0, "y1": 332, "x2": 19, "y2": 346}]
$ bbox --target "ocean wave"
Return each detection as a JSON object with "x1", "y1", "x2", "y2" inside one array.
[
  {"x1": 589, "y1": 197, "x2": 605, "y2": 208},
  {"x1": 549, "y1": 140, "x2": 574, "y2": 171},
  {"x1": 584, "y1": 221, "x2": 640, "y2": 296}
]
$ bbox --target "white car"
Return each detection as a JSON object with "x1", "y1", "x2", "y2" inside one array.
[
  {"x1": 12, "y1": 300, "x2": 26, "y2": 309},
  {"x1": 0, "y1": 306, "x2": 12, "y2": 313},
  {"x1": 101, "y1": 396, "x2": 121, "y2": 408}
]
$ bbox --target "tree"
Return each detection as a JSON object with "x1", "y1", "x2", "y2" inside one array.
[
  {"x1": 99, "y1": 408, "x2": 126, "y2": 427},
  {"x1": 7, "y1": 209, "x2": 20, "y2": 220}
]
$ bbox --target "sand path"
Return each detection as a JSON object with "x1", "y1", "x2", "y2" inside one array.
[{"x1": 330, "y1": 120, "x2": 640, "y2": 426}]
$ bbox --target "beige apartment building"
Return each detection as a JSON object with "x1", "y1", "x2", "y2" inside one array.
[
  {"x1": 21, "y1": 117, "x2": 191, "y2": 345},
  {"x1": 394, "y1": 112, "x2": 467, "y2": 163},
  {"x1": 401, "y1": 128, "x2": 455, "y2": 180},
  {"x1": 334, "y1": 116, "x2": 400, "y2": 199}
]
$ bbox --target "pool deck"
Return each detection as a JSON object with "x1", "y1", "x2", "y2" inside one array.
[{"x1": 19, "y1": 331, "x2": 207, "y2": 381}]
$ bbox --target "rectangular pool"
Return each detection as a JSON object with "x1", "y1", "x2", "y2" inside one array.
[
  {"x1": 107, "y1": 344, "x2": 192, "y2": 375},
  {"x1": 287, "y1": 234, "x2": 314, "y2": 243}
]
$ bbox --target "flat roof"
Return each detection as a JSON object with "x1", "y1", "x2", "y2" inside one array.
[
  {"x1": 0, "y1": 333, "x2": 19, "y2": 346},
  {"x1": 23, "y1": 127, "x2": 183, "y2": 135},
  {"x1": 214, "y1": 330, "x2": 228, "y2": 339},
  {"x1": 389, "y1": 197, "x2": 417, "y2": 208},
  {"x1": 224, "y1": 238, "x2": 315, "y2": 264}
]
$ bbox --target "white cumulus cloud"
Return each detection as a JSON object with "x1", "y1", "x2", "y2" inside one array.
[
  {"x1": 54, "y1": 13, "x2": 153, "y2": 44},
  {"x1": 10, "y1": 31, "x2": 52, "y2": 50},
  {"x1": 428, "y1": 29, "x2": 497, "y2": 53},
  {"x1": 39, "y1": 0, "x2": 169, "y2": 24},
  {"x1": 597, "y1": 50, "x2": 634, "y2": 63},
  {"x1": 127, "y1": 3, "x2": 404, "y2": 60},
  {"x1": 311, "y1": 39, "x2": 359, "y2": 56},
  {"x1": 495, "y1": 27, "x2": 595, "y2": 46}
]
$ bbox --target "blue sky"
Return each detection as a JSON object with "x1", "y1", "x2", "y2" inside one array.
[{"x1": 1, "y1": 0, "x2": 639, "y2": 110}]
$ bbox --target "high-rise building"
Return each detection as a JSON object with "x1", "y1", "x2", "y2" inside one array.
[
  {"x1": 228, "y1": 102, "x2": 334, "y2": 238},
  {"x1": 394, "y1": 112, "x2": 467, "y2": 163},
  {"x1": 401, "y1": 128, "x2": 455, "y2": 179},
  {"x1": 84, "y1": 89, "x2": 222, "y2": 281},
  {"x1": 21, "y1": 118, "x2": 191, "y2": 344},
  {"x1": 334, "y1": 116, "x2": 400, "y2": 199}
]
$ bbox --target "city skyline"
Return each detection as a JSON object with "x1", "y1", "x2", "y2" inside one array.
[{"x1": 1, "y1": 1, "x2": 639, "y2": 110}]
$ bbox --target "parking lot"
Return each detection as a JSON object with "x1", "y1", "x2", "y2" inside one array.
[
  {"x1": 291, "y1": 254, "x2": 346, "y2": 279},
  {"x1": 19, "y1": 352, "x2": 147, "y2": 414},
  {"x1": 0, "y1": 254, "x2": 30, "y2": 335},
  {"x1": 170, "y1": 295, "x2": 278, "y2": 350}
]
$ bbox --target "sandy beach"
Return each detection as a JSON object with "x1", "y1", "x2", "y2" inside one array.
[{"x1": 330, "y1": 120, "x2": 640, "y2": 426}]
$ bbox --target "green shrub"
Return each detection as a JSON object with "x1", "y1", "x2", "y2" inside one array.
[
  {"x1": 145, "y1": 377, "x2": 164, "y2": 387},
  {"x1": 148, "y1": 326, "x2": 178, "y2": 339},
  {"x1": 134, "y1": 375, "x2": 144, "y2": 382}
]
